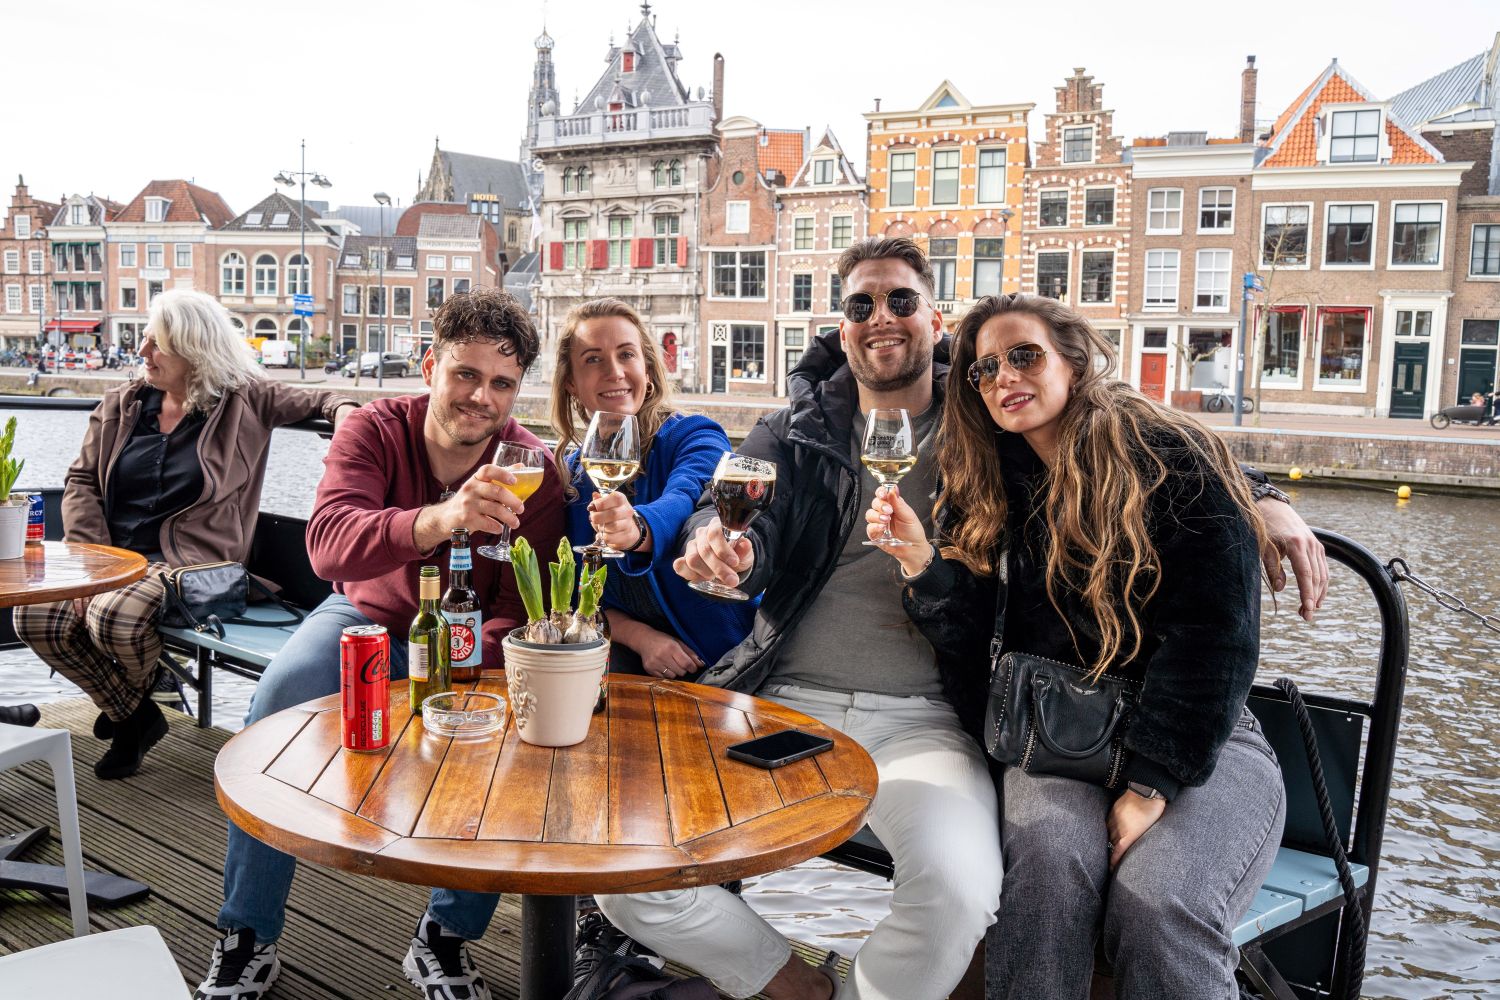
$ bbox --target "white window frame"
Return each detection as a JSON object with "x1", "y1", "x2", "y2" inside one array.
[
  {"x1": 393, "y1": 286, "x2": 412, "y2": 318},
  {"x1": 725, "y1": 201, "x2": 749, "y2": 235},
  {"x1": 1038, "y1": 189, "x2": 1069, "y2": 229},
  {"x1": 4, "y1": 285, "x2": 20, "y2": 313},
  {"x1": 146, "y1": 244, "x2": 165, "y2": 269},
  {"x1": 285, "y1": 254, "x2": 309, "y2": 296},
  {"x1": 14, "y1": 214, "x2": 30, "y2": 240},
  {"x1": 1197, "y1": 187, "x2": 1235, "y2": 234},
  {"x1": 1144, "y1": 249, "x2": 1180, "y2": 310},
  {"x1": 728, "y1": 322, "x2": 768, "y2": 382},
  {"x1": 342, "y1": 284, "x2": 362, "y2": 316},
  {"x1": 790, "y1": 272, "x2": 814, "y2": 313},
  {"x1": 1259, "y1": 306, "x2": 1305, "y2": 388},
  {"x1": 793, "y1": 215, "x2": 815, "y2": 251},
  {"x1": 27, "y1": 249, "x2": 43, "y2": 274},
  {"x1": 119, "y1": 243, "x2": 137, "y2": 268},
  {"x1": 1062, "y1": 126, "x2": 1094, "y2": 164},
  {"x1": 1194, "y1": 249, "x2": 1232, "y2": 312},
  {"x1": 977, "y1": 147, "x2": 1007, "y2": 204},
  {"x1": 1469, "y1": 223, "x2": 1500, "y2": 278},
  {"x1": 931, "y1": 148, "x2": 961, "y2": 206},
  {"x1": 1259, "y1": 202, "x2": 1314, "y2": 271},
  {"x1": 1387, "y1": 200, "x2": 1445, "y2": 271},
  {"x1": 831, "y1": 215, "x2": 853, "y2": 250},
  {"x1": 888, "y1": 151, "x2": 916, "y2": 207},
  {"x1": 1325, "y1": 107, "x2": 1384, "y2": 164},
  {"x1": 1322, "y1": 201, "x2": 1377, "y2": 270},
  {"x1": 1146, "y1": 189, "x2": 1183, "y2": 235},
  {"x1": 1313, "y1": 306, "x2": 1372, "y2": 393},
  {"x1": 220, "y1": 252, "x2": 246, "y2": 296},
  {"x1": 2, "y1": 250, "x2": 16, "y2": 274},
  {"x1": 607, "y1": 216, "x2": 633, "y2": 268},
  {"x1": 708, "y1": 249, "x2": 768, "y2": 301},
  {"x1": 145, "y1": 197, "x2": 168, "y2": 223},
  {"x1": 451, "y1": 255, "x2": 472, "y2": 272},
  {"x1": 1083, "y1": 187, "x2": 1115, "y2": 227},
  {"x1": 1079, "y1": 250, "x2": 1115, "y2": 305},
  {"x1": 174, "y1": 243, "x2": 192, "y2": 268},
  {"x1": 426, "y1": 254, "x2": 446, "y2": 270},
  {"x1": 252, "y1": 253, "x2": 279, "y2": 297},
  {"x1": 813, "y1": 159, "x2": 835, "y2": 184},
  {"x1": 28, "y1": 284, "x2": 42, "y2": 313},
  {"x1": 1034, "y1": 250, "x2": 1069, "y2": 301},
  {"x1": 68, "y1": 204, "x2": 86, "y2": 226},
  {"x1": 120, "y1": 285, "x2": 138, "y2": 310}
]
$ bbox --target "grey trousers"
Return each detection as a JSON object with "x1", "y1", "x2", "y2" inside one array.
[{"x1": 988, "y1": 711, "x2": 1286, "y2": 1000}]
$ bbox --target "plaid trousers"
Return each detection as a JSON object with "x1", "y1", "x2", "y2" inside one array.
[{"x1": 14, "y1": 560, "x2": 170, "y2": 721}]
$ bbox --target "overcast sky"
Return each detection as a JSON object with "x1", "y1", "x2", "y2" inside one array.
[{"x1": 4, "y1": 0, "x2": 1494, "y2": 216}]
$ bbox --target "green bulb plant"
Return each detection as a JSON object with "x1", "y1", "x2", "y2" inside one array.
[
  {"x1": 0, "y1": 417, "x2": 25, "y2": 503},
  {"x1": 511, "y1": 536, "x2": 607, "y2": 645}
]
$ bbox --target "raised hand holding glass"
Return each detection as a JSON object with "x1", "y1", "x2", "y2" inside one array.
[
  {"x1": 475, "y1": 442, "x2": 548, "y2": 561},
  {"x1": 861, "y1": 407, "x2": 919, "y2": 548},
  {"x1": 688, "y1": 452, "x2": 777, "y2": 601},
  {"x1": 576, "y1": 411, "x2": 640, "y2": 559}
]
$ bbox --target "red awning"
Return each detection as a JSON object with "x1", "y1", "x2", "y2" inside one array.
[{"x1": 43, "y1": 320, "x2": 101, "y2": 333}]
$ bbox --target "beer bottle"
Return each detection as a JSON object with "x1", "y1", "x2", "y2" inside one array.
[
  {"x1": 408, "y1": 565, "x2": 451, "y2": 709},
  {"x1": 442, "y1": 528, "x2": 484, "y2": 682}
]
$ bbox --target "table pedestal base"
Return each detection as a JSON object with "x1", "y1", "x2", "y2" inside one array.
[{"x1": 521, "y1": 894, "x2": 577, "y2": 1000}]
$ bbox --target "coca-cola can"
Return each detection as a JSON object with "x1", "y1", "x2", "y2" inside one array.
[
  {"x1": 23, "y1": 493, "x2": 43, "y2": 544},
  {"x1": 340, "y1": 624, "x2": 390, "y2": 752}
]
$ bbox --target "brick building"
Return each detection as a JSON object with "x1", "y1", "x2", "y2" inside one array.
[
  {"x1": 104, "y1": 179, "x2": 234, "y2": 352},
  {"x1": 1247, "y1": 60, "x2": 1466, "y2": 418},
  {"x1": 334, "y1": 235, "x2": 420, "y2": 361},
  {"x1": 46, "y1": 193, "x2": 120, "y2": 352},
  {"x1": 1023, "y1": 68, "x2": 1133, "y2": 349},
  {"x1": 397, "y1": 203, "x2": 503, "y2": 356},
  {"x1": 208, "y1": 192, "x2": 340, "y2": 355},
  {"x1": 532, "y1": 7, "x2": 719, "y2": 387},
  {"x1": 699, "y1": 117, "x2": 803, "y2": 396},
  {"x1": 864, "y1": 82, "x2": 1032, "y2": 327},
  {"x1": 1392, "y1": 34, "x2": 1500, "y2": 409},
  {"x1": 774, "y1": 128, "x2": 867, "y2": 393},
  {"x1": 415, "y1": 143, "x2": 530, "y2": 269},
  {"x1": 1, "y1": 178, "x2": 59, "y2": 351}
]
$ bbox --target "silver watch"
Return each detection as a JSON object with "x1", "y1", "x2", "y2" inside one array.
[{"x1": 1126, "y1": 781, "x2": 1164, "y2": 800}]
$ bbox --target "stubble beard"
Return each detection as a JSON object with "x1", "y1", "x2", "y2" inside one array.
[{"x1": 847, "y1": 345, "x2": 931, "y2": 394}]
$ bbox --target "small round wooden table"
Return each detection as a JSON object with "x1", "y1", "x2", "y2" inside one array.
[
  {"x1": 0, "y1": 541, "x2": 147, "y2": 608},
  {"x1": 215, "y1": 674, "x2": 878, "y2": 1000}
]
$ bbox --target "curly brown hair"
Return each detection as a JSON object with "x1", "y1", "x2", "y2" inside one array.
[{"x1": 432, "y1": 287, "x2": 539, "y2": 370}]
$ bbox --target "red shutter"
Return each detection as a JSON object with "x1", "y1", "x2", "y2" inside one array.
[
  {"x1": 633, "y1": 237, "x2": 653, "y2": 268},
  {"x1": 676, "y1": 236, "x2": 687, "y2": 267},
  {"x1": 547, "y1": 242, "x2": 563, "y2": 271},
  {"x1": 590, "y1": 240, "x2": 609, "y2": 270}
]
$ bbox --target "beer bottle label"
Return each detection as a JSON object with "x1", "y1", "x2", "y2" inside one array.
[
  {"x1": 444, "y1": 611, "x2": 483, "y2": 668},
  {"x1": 450, "y1": 547, "x2": 472, "y2": 573},
  {"x1": 409, "y1": 641, "x2": 429, "y2": 681}
]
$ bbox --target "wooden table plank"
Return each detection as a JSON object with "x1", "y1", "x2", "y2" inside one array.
[
  {"x1": 0, "y1": 541, "x2": 146, "y2": 608},
  {"x1": 750, "y1": 716, "x2": 830, "y2": 807},
  {"x1": 355, "y1": 704, "x2": 452, "y2": 837},
  {"x1": 216, "y1": 709, "x2": 317, "y2": 779},
  {"x1": 606, "y1": 680, "x2": 670, "y2": 846},
  {"x1": 700, "y1": 700, "x2": 784, "y2": 825},
  {"x1": 653, "y1": 685, "x2": 731, "y2": 846},
  {"x1": 266, "y1": 708, "x2": 343, "y2": 792},
  {"x1": 543, "y1": 705, "x2": 609, "y2": 845},
  {"x1": 478, "y1": 720, "x2": 554, "y2": 844},
  {"x1": 309, "y1": 691, "x2": 419, "y2": 814}
]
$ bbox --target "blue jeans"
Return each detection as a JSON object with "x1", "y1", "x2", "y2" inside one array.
[{"x1": 218, "y1": 594, "x2": 500, "y2": 943}]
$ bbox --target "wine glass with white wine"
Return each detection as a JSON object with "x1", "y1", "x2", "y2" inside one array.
[
  {"x1": 575, "y1": 411, "x2": 640, "y2": 559},
  {"x1": 475, "y1": 442, "x2": 548, "y2": 561},
  {"x1": 861, "y1": 408, "x2": 919, "y2": 548}
]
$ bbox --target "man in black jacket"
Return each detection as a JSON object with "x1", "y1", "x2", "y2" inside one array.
[{"x1": 594, "y1": 238, "x2": 1327, "y2": 1000}]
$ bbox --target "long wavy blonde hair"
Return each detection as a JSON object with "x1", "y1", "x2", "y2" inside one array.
[
  {"x1": 550, "y1": 298, "x2": 677, "y2": 498},
  {"x1": 937, "y1": 293, "x2": 1266, "y2": 678},
  {"x1": 142, "y1": 289, "x2": 265, "y2": 412}
]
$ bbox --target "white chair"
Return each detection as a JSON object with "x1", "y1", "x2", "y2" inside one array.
[
  {"x1": 0, "y1": 723, "x2": 88, "y2": 937},
  {"x1": 0, "y1": 925, "x2": 190, "y2": 998}
]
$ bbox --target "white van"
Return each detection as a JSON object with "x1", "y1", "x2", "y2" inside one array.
[{"x1": 259, "y1": 340, "x2": 299, "y2": 368}]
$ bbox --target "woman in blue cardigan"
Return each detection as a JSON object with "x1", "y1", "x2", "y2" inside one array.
[{"x1": 550, "y1": 298, "x2": 754, "y2": 676}]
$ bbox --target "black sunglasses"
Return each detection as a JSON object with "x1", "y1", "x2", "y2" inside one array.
[
  {"x1": 840, "y1": 287, "x2": 929, "y2": 324},
  {"x1": 966, "y1": 343, "x2": 1050, "y2": 391}
]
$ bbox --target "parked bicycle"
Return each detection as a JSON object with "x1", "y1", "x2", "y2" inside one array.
[{"x1": 1205, "y1": 383, "x2": 1255, "y2": 413}]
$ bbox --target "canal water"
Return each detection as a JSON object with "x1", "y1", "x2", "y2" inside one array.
[{"x1": 0, "y1": 407, "x2": 1496, "y2": 999}]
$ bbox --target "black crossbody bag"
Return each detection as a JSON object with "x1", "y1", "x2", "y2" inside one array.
[
  {"x1": 984, "y1": 647, "x2": 1141, "y2": 789},
  {"x1": 158, "y1": 562, "x2": 304, "y2": 639}
]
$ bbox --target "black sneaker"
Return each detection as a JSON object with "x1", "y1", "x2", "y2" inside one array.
[
  {"x1": 194, "y1": 928, "x2": 280, "y2": 999},
  {"x1": 567, "y1": 912, "x2": 665, "y2": 999},
  {"x1": 94, "y1": 698, "x2": 167, "y2": 780},
  {"x1": 402, "y1": 917, "x2": 493, "y2": 1000}
]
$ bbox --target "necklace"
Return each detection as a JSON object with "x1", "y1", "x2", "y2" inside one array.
[{"x1": 438, "y1": 479, "x2": 456, "y2": 502}]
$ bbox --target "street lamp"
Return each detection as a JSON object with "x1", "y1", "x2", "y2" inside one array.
[
  {"x1": 373, "y1": 192, "x2": 391, "y2": 389},
  {"x1": 274, "y1": 139, "x2": 332, "y2": 380}
]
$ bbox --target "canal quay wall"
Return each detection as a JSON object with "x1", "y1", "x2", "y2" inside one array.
[{"x1": 9, "y1": 372, "x2": 1500, "y2": 491}]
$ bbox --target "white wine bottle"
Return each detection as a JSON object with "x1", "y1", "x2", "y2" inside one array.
[{"x1": 409, "y1": 565, "x2": 452, "y2": 709}]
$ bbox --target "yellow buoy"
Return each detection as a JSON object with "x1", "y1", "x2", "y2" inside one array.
[
  {"x1": 1289, "y1": 467, "x2": 1303, "y2": 480},
  {"x1": 1396, "y1": 484, "x2": 1412, "y2": 500}
]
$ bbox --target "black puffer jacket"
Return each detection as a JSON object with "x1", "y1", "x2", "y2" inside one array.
[{"x1": 687, "y1": 329, "x2": 992, "y2": 737}]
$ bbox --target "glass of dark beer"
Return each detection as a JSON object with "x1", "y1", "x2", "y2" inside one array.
[{"x1": 688, "y1": 452, "x2": 777, "y2": 602}]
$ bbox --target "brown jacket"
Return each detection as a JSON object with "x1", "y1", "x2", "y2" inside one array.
[{"x1": 63, "y1": 378, "x2": 356, "y2": 566}]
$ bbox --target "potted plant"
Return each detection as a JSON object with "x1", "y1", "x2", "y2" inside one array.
[
  {"x1": 503, "y1": 538, "x2": 609, "y2": 746},
  {"x1": 0, "y1": 417, "x2": 28, "y2": 559}
]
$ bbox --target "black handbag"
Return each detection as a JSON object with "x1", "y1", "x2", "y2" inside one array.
[
  {"x1": 158, "y1": 562, "x2": 304, "y2": 639},
  {"x1": 984, "y1": 649, "x2": 1141, "y2": 788}
]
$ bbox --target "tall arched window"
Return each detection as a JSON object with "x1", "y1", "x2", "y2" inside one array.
[
  {"x1": 253, "y1": 254, "x2": 278, "y2": 296},
  {"x1": 669, "y1": 159, "x2": 682, "y2": 186},
  {"x1": 578, "y1": 166, "x2": 591, "y2": 192},
  {"x1": 285, "y1": 254, "x2": 309, "y2": 296},
  {"x1": 253, "y1": 318, "x2": 278, "y2": 339},
  {"x1": 221, "y1": 252, "x2": 246, "y2": 295},
  {"x1": 653, "y1": 161, "x2": 666, "y2": 187},
  {"x1": 286, "y1": 317, "x2": 306, "y2": 345},
  {"x1": 562, "y1": 169, "x2": 574, "y2": 194}
]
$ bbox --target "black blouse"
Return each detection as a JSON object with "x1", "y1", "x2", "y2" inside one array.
[{"x1": 107, "y1": 388, "x2": 207, "y2": 561}]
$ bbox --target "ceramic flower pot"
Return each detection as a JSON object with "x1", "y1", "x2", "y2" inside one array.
[
  {"x1": 502, "y1": 630, "x2": 608, "y2": 747},
  {"x1": 0, "y1": 501, "x2": 27, "y2": 560}
]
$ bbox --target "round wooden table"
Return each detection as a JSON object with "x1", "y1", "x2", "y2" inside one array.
[
  {"x1": 215, "y1": 673, "x2": 878, "y2": 1000},
  {"x1": 0, "y1": 541, "x2": 147, "y2": 608}
]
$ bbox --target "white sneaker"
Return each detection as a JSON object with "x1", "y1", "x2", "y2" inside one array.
[
  {"x1": 402, "y1": 918, "x2": 493, "y2": 1000},
  {"x1": 194, "y1": 929, "x2": 281, "y2": 999}
]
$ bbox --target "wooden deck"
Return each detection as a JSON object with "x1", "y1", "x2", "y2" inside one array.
[{"x1": 0, "y1": 698, "x2": 845, "y2": 998}]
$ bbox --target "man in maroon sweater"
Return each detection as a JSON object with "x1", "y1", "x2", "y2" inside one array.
[{"x1": 197, "y1": 289, "x2": 564, "y2": 1000}]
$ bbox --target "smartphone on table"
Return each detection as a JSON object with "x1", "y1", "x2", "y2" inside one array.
[{"x1": 726, "y1": 729, "x2": 834, "y2": 769}]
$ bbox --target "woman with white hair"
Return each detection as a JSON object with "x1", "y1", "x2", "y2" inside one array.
[{"x1": 15, "y1": 290, "x2": 357, "y2": 778}]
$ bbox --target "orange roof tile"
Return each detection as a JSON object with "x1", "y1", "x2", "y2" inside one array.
[
  {"x1": 114, "y1": 179, "x2": 234, "y2": 226},
  {"x1": 757, "y1": 129, "x2": 806, "y2": 183},
  {"x1": 1263, "y1": 67, "x2": 1439, "y2": 168}
]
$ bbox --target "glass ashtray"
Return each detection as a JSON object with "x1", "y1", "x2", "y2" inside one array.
[{"x1": 421, "y1": 691, "x2": 507, "y2": 740}]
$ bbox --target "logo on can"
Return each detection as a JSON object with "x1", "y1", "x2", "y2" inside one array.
[
  {"x1": 340, "y1": 624, "x2": 390, "y2": 752},
  {"x1": 24, "y1": 493, "x2": 43, "y2": 544}
]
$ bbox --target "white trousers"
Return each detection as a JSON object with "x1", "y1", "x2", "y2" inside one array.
[{"x1": 597, "y1": 684, "x2": 1003, "y2": 999}]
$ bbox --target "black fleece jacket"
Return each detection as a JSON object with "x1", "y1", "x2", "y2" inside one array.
[{"x1": 902, "y1": 430, "x2": 1263, "y2": 799}]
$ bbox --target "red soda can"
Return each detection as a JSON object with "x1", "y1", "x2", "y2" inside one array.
[
  {"x1": 340, "y1": 624, "x2": 390, "y2": 752},
  {"x1": 24, "y1": 493, "x2": 43, "y2": 544}
]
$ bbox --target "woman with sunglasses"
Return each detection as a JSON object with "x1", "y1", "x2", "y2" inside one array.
[
  {"x1": 866, "y1": 293, "x2": 1287, "y2": 999},
  {"x1": 551, "y1": 297, "x2": 755, "y2": 676}
]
